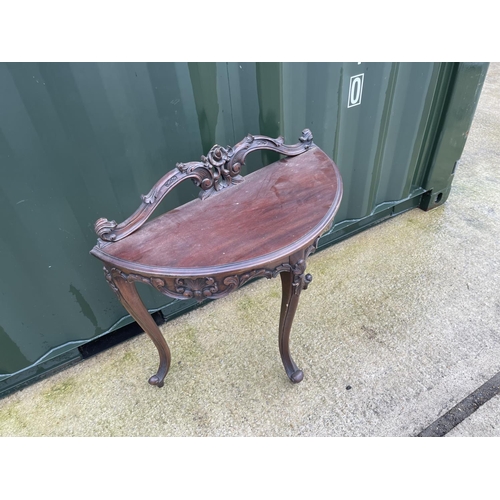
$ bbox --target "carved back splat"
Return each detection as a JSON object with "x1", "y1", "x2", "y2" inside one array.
[{"x1": 94, "y1": 129, "x2": 315, "y2": 243}]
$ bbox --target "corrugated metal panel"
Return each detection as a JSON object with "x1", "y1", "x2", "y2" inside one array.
[
  {"x1": 0, "y1": 63, "x2": 206, "y2": 378},
  {"x1": 0, "y1": 62, "x2": 487, "y2": 393},
  {"x1": 228, "y1": 63, "x2": 443, "y2": 222}
]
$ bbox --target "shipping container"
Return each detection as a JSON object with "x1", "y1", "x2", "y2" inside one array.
[{"x1": 0, "y1": 62, "x2": 488, "y2": 396}]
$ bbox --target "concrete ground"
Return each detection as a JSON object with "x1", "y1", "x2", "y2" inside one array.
[{"x1": 1, "y1": 64, "x2": 499, "y2": 437}]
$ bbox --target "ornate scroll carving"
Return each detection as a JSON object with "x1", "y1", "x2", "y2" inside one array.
[
  {"x1": 103, "y1": 242, "x2": 318, "y2": 304},
  {"x1": 289, "y1": 239, "x2": 318, "y2": 295},
  {"x1": 95, "y1": 218, "x2": 118, "y2": 241},
  {"x1": 95, "y1": 170, "x2": 184, "y2": 242},
  {"x1": 104, "y1": 267, "x2": 274, "y2": 303},
  {"x1": 95, "y1": 130, "x2": 315, "y2": 242},
  {"x1": 104, "y1": 267, "x2": 120, "y2": 295},
  {"x1": 175, "y1": 277, "x2": 218, "y2": 300},
  {"x1": 176, "y1": 128, "x2": 315, "y2": 201},
  {"x1": 289, "y1": 259, "x2": 312, "y2": 295},
  {"x1": 175, "y1": 146, "x2": 244, "y2": 200},
  {"x1": 226, "y1": 128, "x2": 314, "y2": 178}
]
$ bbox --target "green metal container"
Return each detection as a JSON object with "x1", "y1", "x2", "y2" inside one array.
[{"x1": 0, "y1": 62, "x2": 488, "y2": 397}]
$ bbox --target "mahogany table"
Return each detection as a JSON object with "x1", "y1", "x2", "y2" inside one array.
[{"x1": 90, "y1": 129, "x2": 343, "y2": 387}]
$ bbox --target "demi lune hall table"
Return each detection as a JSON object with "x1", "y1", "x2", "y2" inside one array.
[{"x1": 90, "y1": 129, "x2": 343, "y2": 388}]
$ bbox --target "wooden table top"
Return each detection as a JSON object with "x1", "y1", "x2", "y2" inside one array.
[{"x1": 92, "y1": 146, "x2": 342, "y2": 276}]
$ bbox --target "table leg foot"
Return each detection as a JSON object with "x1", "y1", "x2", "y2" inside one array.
[
  {"x1": 149, "y1": 375, "x2": 165, "y2": 388},
  {"x1": 290, "y1": 369, "x2": 304, "y2": 384}
]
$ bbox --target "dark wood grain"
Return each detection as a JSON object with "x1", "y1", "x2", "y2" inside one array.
[
  {"x1": 92, "y1": 147, "x2": 341, "y2": 275},
  {"x1": 94, "y1": 129, "x2": 315, "y2": 242},
  {"x1": 90, "y1": 130, "x2": 343, "y2": 388}
]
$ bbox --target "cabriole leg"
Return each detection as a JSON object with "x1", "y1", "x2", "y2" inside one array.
[
  {"x1": 106, "y1": 269, "x2": 171, "y2": 388},
  {"x1": 278, "y1": 255, "x2": 313, "y2": 384}
]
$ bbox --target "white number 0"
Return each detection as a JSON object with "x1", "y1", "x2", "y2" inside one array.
[{"x1": 348, "y1": 73, "x2": 364, "y2": 108}]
